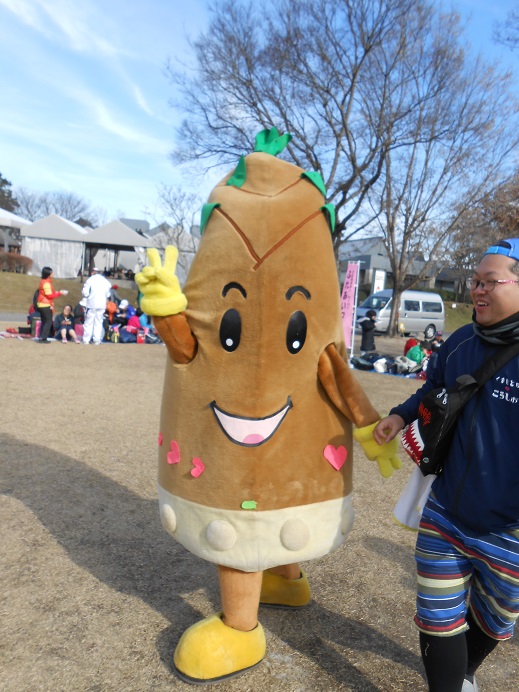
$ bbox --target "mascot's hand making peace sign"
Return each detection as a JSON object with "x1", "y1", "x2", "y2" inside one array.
[{"x1": 136, "y1": 128, "x2": 400, "y2": 685}]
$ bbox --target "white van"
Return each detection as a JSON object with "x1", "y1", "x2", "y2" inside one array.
[{"x1": 356, "y1": 289, "x2": 445, "y2": 339}]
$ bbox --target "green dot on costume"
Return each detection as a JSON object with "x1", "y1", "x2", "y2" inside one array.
[
  {"x1": 241, "y1": 500, "x2": 257, "y2": 510},
  {"x1": 301, "y1": 171, "x2": 327, "y2": 197},
  {"x1": 200, "y1": 203, "x2": 221, "y2": 235}
]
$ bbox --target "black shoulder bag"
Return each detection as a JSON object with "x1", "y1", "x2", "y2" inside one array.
[{"x1": 401, "y1": 341, "x2": 519, "y2": 476}]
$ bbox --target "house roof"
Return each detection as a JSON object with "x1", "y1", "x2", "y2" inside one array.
[
  {"x1": 20, "y1": 214, "x2": 88, "y2": 241},
  {"x1": 0, "y1": 207, "x2": 31, "y2": 229},
  {"x1": 339, "y1": 236, "x2": 385, "y2": 260},
  {"x1": 119, "y1": 217, "x2": 150, "y2": 234},
  {"x1": 85, "y1": 220, "x2": 154, "y2": 248}
]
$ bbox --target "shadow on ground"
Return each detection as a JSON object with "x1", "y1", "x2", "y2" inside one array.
[{"x1": 1, "y1": 433, "x2": 425, "y2": 688}]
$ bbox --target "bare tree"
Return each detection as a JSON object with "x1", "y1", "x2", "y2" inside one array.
[
  {"x1": 15, "y1": 188, "x2": 104, "y2": 226},
  {"x1": 494, "y1": 7, "x2": 519, "y2": 49},
  {"x1": 14, "y1": 188, "x2": 44, "y2": 222},
  {"x1": 41, "y1": 191, "x2": 92, "y2": 223},
  {"x1": 147, "y1": 185, "x2": 201, "y2": 285},
  {"x1": 168, "y1": 0, "x2": 519, "y2": 333},
  {"x1": 364, "y1": 9, "x2": 519, "y2": 333},
  {"x1": 448, "y1": 172, "x2": 519, "y2": 300},
  {"x1": 167, "y1": 0, "x2": 455, "y2": 246}
]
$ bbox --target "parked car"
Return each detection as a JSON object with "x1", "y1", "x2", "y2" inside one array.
[{"x1": 356, "y1": 289, "x2": 445, "y2": 338}]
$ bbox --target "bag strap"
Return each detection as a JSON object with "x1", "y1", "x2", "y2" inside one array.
[{"x1": 470, "y1": 341, "x2": 519, "y2": 390}]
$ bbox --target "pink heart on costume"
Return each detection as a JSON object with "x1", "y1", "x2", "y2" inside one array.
[
  {"x1": 190, "y1": 457, "x2": 205, "y2": 478},
  {"x1": 158, "y1": 432, "x2": 163, "y2": 446},
  {"x1": 323, "y1": 444, "x2": 347, "y2": 471},
  {"x1": 167, "y1": 440, "x2": 180, "y2": 465}
]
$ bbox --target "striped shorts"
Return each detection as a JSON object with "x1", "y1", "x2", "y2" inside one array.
[{"x1": 415, "y1": 495, "x2": 519, "y2": 640}]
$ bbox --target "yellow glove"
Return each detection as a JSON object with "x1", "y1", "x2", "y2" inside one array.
[
  {"x1": 135, "y1": 246, "x2": 187, "y2": 317},
  {"x1": 353, "y1": 421, "x2": 402, "y2": 478}
]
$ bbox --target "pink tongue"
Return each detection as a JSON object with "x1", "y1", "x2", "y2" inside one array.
[{"x1": 243, "y1": 434, "x2": 264, "y2": 445}]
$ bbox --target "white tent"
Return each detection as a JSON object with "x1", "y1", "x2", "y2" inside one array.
[
  {"x1": 20, "y1": 214, "x2": 88, "y2": 278},
  {"x1": 0, "y1": 207, "x2": 31, "y2": 229},
  {"x1": 0, "y1": 207, "x2": 30, "y2": 252},
  {"x1": 85, "y1": 220, "x2": 154, "y2": 274}
]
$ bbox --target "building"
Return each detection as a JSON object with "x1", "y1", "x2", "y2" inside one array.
[
  {"x1": 339, "y1": 236, "x2": 434, "y2": 293},
  {"x1": 0, "y1": 207, "x2": 30, "y2": 253}
]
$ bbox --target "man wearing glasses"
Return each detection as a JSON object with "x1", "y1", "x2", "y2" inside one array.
[{"x1": 373, "y1": 239, "x2": 519, "y2": 692}]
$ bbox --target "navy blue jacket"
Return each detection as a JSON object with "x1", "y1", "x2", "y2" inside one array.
[
  {"x1": 391, "y1": 323, "x2": 519, "y2": 534},
  {"x1": 359, "y1": 317, "x2": 376, "y2": 352}
]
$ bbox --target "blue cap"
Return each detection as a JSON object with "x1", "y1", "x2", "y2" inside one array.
[{"x1": 484, "y1": 238, "x2": 519, "y2": 262}]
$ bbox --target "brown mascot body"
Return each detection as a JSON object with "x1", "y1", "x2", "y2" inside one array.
[{"x1": 137, "y1": 129, "x2": 399, "y2": 684}]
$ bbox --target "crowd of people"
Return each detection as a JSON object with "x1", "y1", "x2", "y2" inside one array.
[
  {"x1": 355, "y1": 308, "x2": 445, "y2": 376},
  {"x1": 28, "y1": 266, "x2": 161, "y2": 345}
]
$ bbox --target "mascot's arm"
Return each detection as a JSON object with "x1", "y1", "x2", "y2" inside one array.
[
  {"x1": 318, "y1": 344, "x2": 401, "y2": 478},
  {"x1": 135, "y1": 246, "x2": 197, "y2": 364}
]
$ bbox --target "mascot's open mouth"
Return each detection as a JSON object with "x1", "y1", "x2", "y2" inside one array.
[{"x1": 210, "y1": 397, "x2": 293, "y2": 447}]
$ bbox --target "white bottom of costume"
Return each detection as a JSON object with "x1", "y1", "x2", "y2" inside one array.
[{"x1": 158, "y1": 485, "x2": 354, "y2": 572}]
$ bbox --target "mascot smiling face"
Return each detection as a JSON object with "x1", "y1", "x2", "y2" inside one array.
[{"x1": 158, "y1": 146, "x2": 358, "y2": 571}]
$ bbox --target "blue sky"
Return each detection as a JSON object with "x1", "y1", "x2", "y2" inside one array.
[{"x1": 1, "y1": 0, "x2": 518, "y2": 225}]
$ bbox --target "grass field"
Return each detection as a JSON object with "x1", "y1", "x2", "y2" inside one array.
[
  {"x1": 0, "y1": 271, "x2": 139, "y2": 313},
  {"x1": 0, "y1": 271, "x2": 474, "y2": 332}
]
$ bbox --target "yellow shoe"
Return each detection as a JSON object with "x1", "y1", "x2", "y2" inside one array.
[
  {"x1": 173, "y1": 612, "x2": 266, "y2": 684},
  {"x1": 259, "y1": 569, "x2": 312, "y2": 608}
]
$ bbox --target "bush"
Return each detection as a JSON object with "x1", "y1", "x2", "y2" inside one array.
[{"x1": 0, "y1": 253, "x2": 33, "y2": 273}]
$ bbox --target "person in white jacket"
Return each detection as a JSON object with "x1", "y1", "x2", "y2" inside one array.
[{"x1": 82, "y1": 268, "x2": 112, "y2": 344}]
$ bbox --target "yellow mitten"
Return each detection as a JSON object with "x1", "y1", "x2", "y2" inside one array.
[
  {"x1": 353, "y1": 421, "x2": 402, "y2": 478},
  {"x1": 135, "y1": 246, "x2": 187, "y2": 317}
]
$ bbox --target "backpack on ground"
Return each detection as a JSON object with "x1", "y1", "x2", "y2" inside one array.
[{"x1": 392, "y1": 355, "x2": 421, "y2": 375}]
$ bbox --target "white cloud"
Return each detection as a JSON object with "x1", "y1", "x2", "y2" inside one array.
[
  {"x1": 0, "y1": 0, "x2": 123, "y2": 57},
  {"x1": 66, "y1": 86, "x2": 171, "y2": 154},
  {"x1": 130, "y1": 83, "x2": 154, "y2": 117},
  {"x1": 0, "y1": 0, "x2": 42, "y2": 29}
]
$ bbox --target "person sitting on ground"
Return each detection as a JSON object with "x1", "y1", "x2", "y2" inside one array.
[
  {"x1": 405, "y1": 340, "x2": 432, "y2": 367},
  {"x1": 73, "y1": 300, "x2": 86, "y2": 324},
  {"x1": 105, "y1": 300, "x2": 119, "y2": 325},
  {"x1": 53, "y1": 304, "x2": 80, "y2": 343},
  {"x1": 137, "y1": 307, "x2": 152, "y2": 330},
  {"x1": 403, "y1": 337, "x2": 419, "y2": 356},
  {"x1": 126, "y1": 302, "x2": 137, "y2": 319},
  {"x1": 359, "y1": 309, "x2": 377, "y2": 356},
  {"x1": 433, "y1": 330, "x2": 444, "y2": 345},
  {"x1": 119, "y1": 314, "x2": 142, "y2": 343},
  {"x1": 427, "y1": 337, "x2": 443, "y2": 373},
  {"x1": 107, "y1": 280, "x2": 121, "y2": 305},
  {"x1": 27, "y1": 289, "x2": 41, "y2": 328},
  {"x1": 112, "y1": 299, "x2": 130, "y2": 328}
]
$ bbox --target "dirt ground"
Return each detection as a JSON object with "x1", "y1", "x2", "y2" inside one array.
[{"x1": 1, "y1": 325, "x2": 516, "y2": 691}]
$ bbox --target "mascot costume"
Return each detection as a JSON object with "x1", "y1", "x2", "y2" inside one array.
[{"x1": 136, "y1": 129, "x2": 400, "y2": 684}]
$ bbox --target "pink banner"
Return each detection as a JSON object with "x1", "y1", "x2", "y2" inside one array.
[{"x1": 340, "y1": 262, "x2": 359, "y2": 349}]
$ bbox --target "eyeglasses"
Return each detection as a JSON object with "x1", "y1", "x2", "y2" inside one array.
[{"x1": 466, "y1": 278, "x2": 519, "y2": 292}]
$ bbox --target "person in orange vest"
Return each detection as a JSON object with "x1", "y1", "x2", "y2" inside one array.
[{"x1": 36, "y1": 266, "x2": 68, "y2": 343}]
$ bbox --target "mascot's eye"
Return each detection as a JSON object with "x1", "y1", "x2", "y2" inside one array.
[
  {"x1": 286, "y1": 311, "x2": 307, "y2": 354},
  {"x1": 220, "y1": 308, "x2": 241, "y2": 352}
]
